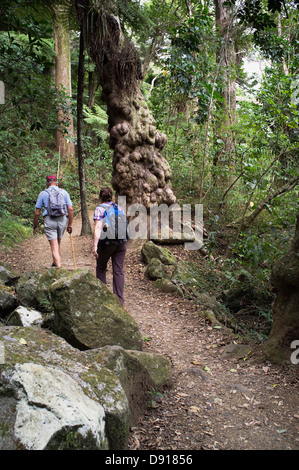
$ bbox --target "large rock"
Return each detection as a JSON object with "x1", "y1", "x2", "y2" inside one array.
[
  {"x1": 154, "y1": 278, "x2": 183, "y2": 296},
  {"x1": 0, "y1": 285, "x2": 18, "y2": 318},
  {"x1": 171, "y1": 260, "x2": 194, "y2": 285},
  {"x1": 144, "y1": 258, "x2": 165, "y2": 280},
  {"x1": 15, "y1": 268, "x2": 69, "y2": 313},
  {"x1": 88, "y1": 346, "x2": 172, "y2": 420},
  {"x1": 0, "y1": 326, "x2": 171, "y2": 450},
  {"x1": 0, "y1": 263, "x2": 19, "y2": 286},
  {"x1": 141, "y1": 241, "x2": 176, "y2": 265},
  {"x1": 51, "y1": 269, "x2": 143, "y2": 351},
  {"x1": 0, "y1": 265, "x2": 173, "y2": 450},
  {"x1": 4, "y1": 363, "x2": 108, "y2": 450},
  {"x1": 6, "y1": 306, "x2": 43, "y2": 327},
  {"x1": 0, "y1": 326, "x2": 128, "y2": 450}
]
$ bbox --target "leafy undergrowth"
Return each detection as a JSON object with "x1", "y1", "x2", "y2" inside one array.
[
  {"x1": 0, "y1": 216, "x2": 31, "y2": 250},
  {"x1": 169, "y1": 244, "x2": 273, "y2": 345}
]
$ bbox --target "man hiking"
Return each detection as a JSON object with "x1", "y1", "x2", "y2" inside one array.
[
  {"x1": 92, "y1": 187, "x2": 127, "y2": 306},
  {"x1": 33, "y1": 175, "x2": 73, "y2": 268}
]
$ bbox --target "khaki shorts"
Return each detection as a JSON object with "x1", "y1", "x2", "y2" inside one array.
[{"x1": 43, "y1": 215, "x2": 67, "y2": 241}]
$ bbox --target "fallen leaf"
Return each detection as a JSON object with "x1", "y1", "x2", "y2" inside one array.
[
  {"x1": 189, "y1": 406, "x2": 201, "y2": 415},
  {"x1": 19, "y1": 338, "x2": 27, "y2": 345}
]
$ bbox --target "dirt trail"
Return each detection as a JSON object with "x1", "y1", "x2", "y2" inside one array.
[{"x1": 1, "y1": 212, "x2": 298, "y2": 450}]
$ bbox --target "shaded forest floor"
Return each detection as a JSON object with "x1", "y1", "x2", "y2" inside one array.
[{"x1": 0, "y1": 212, "x2": 298, "y2": 451}]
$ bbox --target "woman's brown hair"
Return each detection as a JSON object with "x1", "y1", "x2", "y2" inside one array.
[{"x1": 99, "y1": 187, "x2": 113, "y2": 202}]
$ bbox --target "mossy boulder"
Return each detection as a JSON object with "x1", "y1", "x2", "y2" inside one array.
[
  {"x1": 144, "y1": 258, "x2": 165, "y2": 280},
  {"x1": 171, "y1": 260, "x2": 193, "y2": 282},
  {"x1": 153, "y1": 278, "x2": 183, "y2": 296},
  {"x1": 0, "y1": 285, "x2": 18, "y2": 318},
  {"x1": 51, "y1": 268, "x2": 143, "y2": 351},
  {"x1": 0, "y1": 326, "x2": 128, "y2": 450},
  {"x1": 0, "y1": 325, "x2": 172, "y2": 450},
  {"x1": 0, "y1": 263, "x2": 19, "y2": 286},
  {"x1": 89, "y1": 345, "x2": 172, "y2": 420},
  {"x1": 170, "y1": 261, "x2": 200, "y2": 298},
  {"x1": 0, "y1": 263, "x2": 173, "y2": 450},
  {"x1": 151, "y1": 223, "x2": 196, "y2": 245},
  {"x1": 126, "y1": 349, "x2": 172, "y2": 388},
  {"x1": 15, "y1": 268, "x2": 70, "y2": 313},
  {"x1": 141, "y1": 241, "x2": 176, "y2": 266}
]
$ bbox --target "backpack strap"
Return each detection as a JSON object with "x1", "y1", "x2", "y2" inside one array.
[{"x1": 99, "y1": 203, "x2": 115, "y2": 208}]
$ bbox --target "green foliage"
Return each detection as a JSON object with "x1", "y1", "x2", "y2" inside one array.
[
  {"x1": 0, "y1": 0, "x2": 297, "y2": 324},
  {"x1": 232, "y1": 230, "x2": 289, "y2": 270},
  {"x1": 150, "y1": 1, "x2": 216, "y2": 124},
  {"x1": 83, "y1": 139, "x2": 113, "y2": 195},
  {"x1": 117, "y1": 0, "x2": 155, "y2": 38},
  {"x1": 0, "y1": 212, "x2": 31, "y2": 249},
  {"x1": 83, "y1": 104, "x2": 108, "y2": 141}
]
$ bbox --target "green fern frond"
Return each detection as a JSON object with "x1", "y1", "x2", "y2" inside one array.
[{"x1": 83, "y1": 104, "x2": 108, "y2": 140}]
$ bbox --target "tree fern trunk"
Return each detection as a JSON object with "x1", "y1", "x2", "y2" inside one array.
[{"x1": 75, "y1": 1, "x2": 176, "y2": 208}]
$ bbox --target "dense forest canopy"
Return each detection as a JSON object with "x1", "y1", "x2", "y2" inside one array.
[{"x1": 0, "y1": 0, "x2": 298, "y2": 357}]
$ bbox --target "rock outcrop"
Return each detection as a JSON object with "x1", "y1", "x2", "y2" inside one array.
[
  {"x1": 0, "y1": 265, "x2": 172, "y2": 450},
  {"x1": 51, "y1": 269, "x2": 142, "y2": 351}
]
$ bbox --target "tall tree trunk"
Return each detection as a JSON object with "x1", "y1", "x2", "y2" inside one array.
[
  {"x1": 77, "y1": 23, "x2": 92, "y2": 236},
  {"x1": 88, "y1": 71, "x2": 98, "y2": 108},
  {"x1": 213, "y1": 0, "x2": 236, "y2": 187},
  {"x1": 53, "y1": 0, "x2": 75, "y2": 162},
  {"x1": 75, "y1": 1, "x2": 176, "y2": 208}
]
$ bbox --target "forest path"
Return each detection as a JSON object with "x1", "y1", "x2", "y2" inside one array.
[{"x1": 1, "y1": 211, "x2": 298, "y2": 450}]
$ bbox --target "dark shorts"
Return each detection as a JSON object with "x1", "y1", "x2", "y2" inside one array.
[{"x1": 43, "y1": 215, "x2": 67, "y2": 241}]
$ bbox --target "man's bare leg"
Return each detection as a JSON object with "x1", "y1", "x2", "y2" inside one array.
[{"x1": 49, "y1": 239, "x2": 62, "y2": 267}]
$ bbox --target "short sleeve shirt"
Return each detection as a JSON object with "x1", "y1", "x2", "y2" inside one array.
[
  {"x1": 35, "y1": 186, "x2": 72, "y2": 217},
  {"x1": 93, "y1": 201, "x2": 114, "y2": 221}
]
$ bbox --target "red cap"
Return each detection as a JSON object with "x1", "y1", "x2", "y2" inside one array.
[{"x1": 46, "y1": 175, "x2": 57, "y2": 182}]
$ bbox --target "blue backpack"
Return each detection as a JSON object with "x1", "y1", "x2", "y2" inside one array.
[{"x1": 100, "y1": 203, "x2": 128, "y2": 244}]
